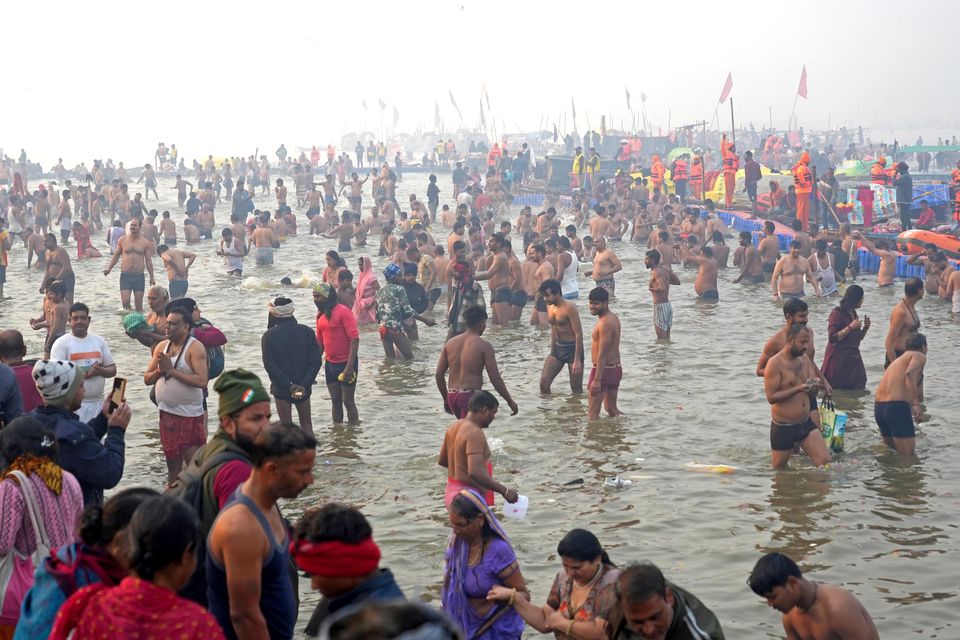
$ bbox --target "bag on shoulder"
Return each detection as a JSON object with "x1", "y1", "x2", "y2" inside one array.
[
  {"x1": 167, "y1": 449, "x2": 248, "y2": 605},
  {"x1": 0, "y1": 471, "x2": 52, "y2": 612}
]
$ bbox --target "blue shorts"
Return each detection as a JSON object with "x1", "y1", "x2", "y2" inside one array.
[
  {"x1": 562, "y1": 291, "x2": 579, "y2": 300},
  {"x1": 169, "y1": 279, "x2": 189, "y2": 299}
]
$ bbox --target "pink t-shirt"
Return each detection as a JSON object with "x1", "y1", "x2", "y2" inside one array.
[{"x1": 315, "y1": 304, "x2": 359, "y2": 364}]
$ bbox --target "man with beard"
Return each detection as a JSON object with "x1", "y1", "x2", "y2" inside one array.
[
  {"x1": 172, "y1": 369, "x2": 273, "y2": 604},
  {"x1": 763, "y1": 325, "x2": 831, "y2": 469}
]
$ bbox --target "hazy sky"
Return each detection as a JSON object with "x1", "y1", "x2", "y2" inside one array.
[{"x1": 7, "y1": 0, "x2": 958, "y2": 165}]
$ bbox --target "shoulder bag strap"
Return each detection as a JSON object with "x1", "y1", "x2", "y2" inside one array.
[{"x1": 9, "y1": 471, "x2": 51, "y2": 551}]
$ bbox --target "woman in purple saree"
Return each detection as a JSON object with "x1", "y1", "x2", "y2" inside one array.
[{"x1": 443, "y1": 489, "x2": 528, "y2": 639}]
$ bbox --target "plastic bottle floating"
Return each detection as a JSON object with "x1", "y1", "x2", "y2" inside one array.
[{"x1": 685, "y1": 463, "x2": 738, "y2": 474}]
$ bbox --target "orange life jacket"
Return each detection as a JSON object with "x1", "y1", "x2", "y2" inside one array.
[
  {"x1": 721, "y1": 140, "x2": 739, "y2": 174},
  {"x1": 793, "y1": 163, "x2": 812, "y2": 194},
  {"x1": 871, "y1": 163, "x2": 890, "y2": 185},
  {"x1": 672, "y1": 159, "x2": 688, "y2": 181},
  {"x1": 650, "y1": 160, "x2": 665, "y2": 184},
  {"x1": 690, "y1": 161, "x2": 703, "y2": 184}
]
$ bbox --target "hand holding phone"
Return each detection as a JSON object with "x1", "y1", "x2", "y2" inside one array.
[{"x1": 110, "y1": 377, "x2": 127, "y2": 412}]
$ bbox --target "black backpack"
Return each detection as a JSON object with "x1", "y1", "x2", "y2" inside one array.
[{"x1": 166, "y1": 449, "x2": 248, "y2": 605}]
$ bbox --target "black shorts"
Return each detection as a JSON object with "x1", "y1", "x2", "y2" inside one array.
[
  {"x1": 550, "y1": 340, "x2": 577, "y2": 365},
  {"x1": 770, "y1": 417, "x2": 818, "y2": 451},
  {"x1": 324, "y1": 360, "x2": 358, "y2": 386},
  {"x1": 429, "y1": 288, "x2": 442, "y2": 304},
  {"x1": 535, "y1": 294, "x2": 547, "y2": 313},
  {"x1": 60, "y1": 271, "x2": 76, "y2": 297},
  {"x1": 874, "y1": 400, "x2": 915, "y2": 439},
  {"x1": 510, "y1": 290, "x2": 527, "y2": 308},
  {"x1": 120, "y1": 271, "x2": 146, "y2": 292},
  {"x1": 884, "y1": 350, "x2": 905, "y2": 369},
  {"x1": 747, "y1": 274, "x2": 765, "y2": 283},
  {"x1": 762, "y1": 262, "x2": 776, "y2": 274},
  {"x1": 491, "y1": 287, "x2": 512, "y2": 304}
]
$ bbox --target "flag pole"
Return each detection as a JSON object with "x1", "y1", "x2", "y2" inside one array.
[
  {"x1": 729, "y1": 98, "x2": 736, "y2": 147},
  {"x1": 788, "y1": 94, "x2": 799, "y2": 131}
]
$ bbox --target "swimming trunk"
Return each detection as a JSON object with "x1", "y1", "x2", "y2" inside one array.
[
  {"x1": 348, "y1": 196, "x2": 362, "y2": 208},
  {"x1": 60, "y1": 271, "x2": 76, "y2": 298},
  {"x1": 747, "y1": 274, "x2": 765, "y2": 283},
  {"x1": 780, "y1": 290, "x2": 805, "y2": 299},
  {"x1": 769, "y1": 417, "x2": 819, "y2": 451},
  {"x1": 324, "y1": 359, "x2": 358, "y2": 386},
  {"x1": 654, "y1": 302, "x2": 673, "y2": 331},
  {"x1": 158, "y1": 410, "x2": 207, "y2": 460},
  {"x1": 595, "y1": 277, "x2": 615, "y2": 292},
  {"x1": 338, "y1": 240, "x2": 352, "y2": 253},
  {"x1": 447, "y1": 389, "x2": 480, "y2": 419},
  {"x1": 164, "y1": 237, "x2": 177, "y2": 246},
  {"x1": 444, "y1": 471, "x2": 494, "y2": 508},
  {"x1": 874, "y1": 400, "x2": 915, "y2": 439},
  {"x1": 588, "y1": 365, "x2": 622, "y2": 392},
  {"x1": 324, "y1": 194, "x2": 336, "y2": 205},
  {"x1": 169, "y1": 279, "x2": 189, "y2": 300},
  {"x1": 119, "y1": 271, "x2": 146, "y2": 292},
  {"x1": 510, "y1": 290, "x2": 527, "y2": 308},
  {"x1": 429, "y1": 288, "x2": 443, "y2": 304},
  {"x1": 762, "y1": 262, "x2": 776, "y2": 274},
  {"x1": 307, "y1": 206, "x2": 321, "y2": 217},
  {"x1": 562, "y1": 291, "x2": 579, "y2": 300},
  {"x1": 883, "y1": 349, "x2": 905, "y2": 369},
  {"x1": 550, "y1": 340, "x2": 577, "y2": 365},
  {"x1": 535, "y1": 294, "x2": 547, "y2": 313},
  {"x1": 698, "y1": 289, "x2": 719, "y2": 300},
  {"x1": 256, "y1": 247, "x2": 274, "y2": 265},
  {"x1": 491, "y1": 287, "x2": 512, "y2": 304}
]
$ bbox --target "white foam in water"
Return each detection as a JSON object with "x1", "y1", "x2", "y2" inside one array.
[{"x1": 487, "y1": 437, "x2": 505, "y2": 455}]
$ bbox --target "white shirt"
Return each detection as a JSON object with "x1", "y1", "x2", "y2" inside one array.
[
  {"x1": 50, "y1": 333, "x2": 115, "y2": 401},
  {"x1": 456, "y1": 192, "x2": 473, "y2": 209}
]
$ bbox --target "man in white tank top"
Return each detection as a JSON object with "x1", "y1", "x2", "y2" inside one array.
[
  {"x1": 557, "y1": 236, "x2": 579, "y2": 300},
  {"x1": 144, "y1": 305, "x2": 209, "y2": 486},
  {"x1": 808, "y1": 239, "x2": 838, "y2": 297}
]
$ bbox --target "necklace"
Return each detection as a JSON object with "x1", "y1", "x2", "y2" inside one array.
[
  {"x1": 573, "y1": 564, "x2": 604, "y2": 590},
  {"x1": 799, "y1": 582, "x2": 819, "y2": 613}
]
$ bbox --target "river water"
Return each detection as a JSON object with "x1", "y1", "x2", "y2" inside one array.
[{"x1": 2, "y1": 173, "x2": 957, "y2": 638}]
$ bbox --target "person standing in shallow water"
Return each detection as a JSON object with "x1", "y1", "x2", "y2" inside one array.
[
  {"x1": 261, "y1": 296, "x2": 321, "y2": 433},
  {"x1": 103, "y1": 218, "x2": 155, "y2": 312},
  {"x1": 820, "y1": 285, "x2": 870, "y2": 391},
  {"x1": 587, "y1": 287, "x2": 623, "y2": 421}
]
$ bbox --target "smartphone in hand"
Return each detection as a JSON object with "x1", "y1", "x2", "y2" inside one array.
[{"x1": 109, "y1": 377, "x2": 127, "y2": 412}]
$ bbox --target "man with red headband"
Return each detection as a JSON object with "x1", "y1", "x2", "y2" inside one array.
[{"x1": 292, "y1": 504, "x2": 404, "y2": 637}]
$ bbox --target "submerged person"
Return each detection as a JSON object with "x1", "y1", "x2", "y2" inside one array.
[
  {"x1": 443, "y1": 489, "x2": 528, "y2": 639},
  {"x1": 748, "y1": 552, "x2": 878, "y2": 640},
  {"x1": 820, "y1": 285, "x2": 870, "y2": 390},
  {"x1": 487, "y1": 528, "x2": 620, "y2": 639}
]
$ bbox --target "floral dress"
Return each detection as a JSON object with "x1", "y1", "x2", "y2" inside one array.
[{"x1": 546, "y1": 564, "x2": 621, "y2": 639}]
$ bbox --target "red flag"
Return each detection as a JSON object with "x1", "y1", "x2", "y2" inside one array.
[
  {"x1": 797, "y1": 65, "x2": 808, "y2": 99},
  {"x1": 718, "y1": 72, "x2": 733, "y2": 104}
]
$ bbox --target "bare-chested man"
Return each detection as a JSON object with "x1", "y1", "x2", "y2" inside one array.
[
  {"x1": 24, "y1": 228, "x2": 46, "y2": 270},
  {"x1": 946, "y1": 267, "x2": 960, "y2": 314},
  {"x1": 156, "y1": 244, "x2": 196, "y2": 300},
  {"x1": 438, "y1": 389, "x2": 519, "y2": 508},
  {"x1": 733, "y1": 231, "x2": 764, "y2": 284},
  {"x1": 875, "y1": 332, "x2": 927, "y2": 456},
  {"x1": 680, "y1": 208, "x2": 706, "y2": 244},
  {"x1": 772, "y1": 240, "x2": 821, "y2": 299},
  {"x1": 653, "y1": 230, "x2": 675, "y2": 272},
  {"x1": 586, "y1": 236, "x2": 622, "y2": 295},
  {"x1": 339, "y1": 172, "x2": 368, "y2": 214},
  {"x1": 29, "y1": 280, "x2": 69, "y2": 358},
  {"x1": 589, "y1": 207, "x2": 614, "y2": 240},
  {"x1": 645, "y1": 249, "x2": 680, "y2": 340},
  {"x1": 525, "y1": 244, "x2": 554, "y2": 326},
  {"x1": 103, "y1": 218, "x2": 155, "y2": 311},
  {"x1": 473, "y1": 232, "x2": 512, "y2": 326},
  {"x1": 884, "y1": 277, "x2": 923, "y2": 368},
  {"x1": 251, "y1": 214, "x2": 277, "y2": 266},
  {"x1": 159, "y1": 211, "x2": 177, "y2": 245},
  {"x1": 436, "y1": 305, "x2": 518, "y2": 420},
  {"x1": 763, "y1": 324, "x2": 831, "y2": 469},
  {"x1": 587, "y1": 287, "x2": 623, "y2": 420},
  {"x1": 274, "y1": 178, "x2": 287, "y2": 209},
  {"x1": 759, "y1": 220, "x2": 781, "y2": 278},
  {"x1": 41, "y1": 234, "x2": 75, "y2": 304},
  {"x1": 138, "y1": 164, "x2": 158, "y2": 200},
  {"x1": 679, "y1": 242, "x2": 720, "y2": 300},
  {"x1": 173, "y1": 175, "x2": 193, "y2": 209},
  {"x1": 504, "y1": 240, "x2": 526, "y2": 321},
  {"x1": 538, "y1": 278, "x2": 584, "y2": 394},
  {"x1": 856, "y1": 233, "x2": 898, "y2": 287},
  {"x1": 749, "y1": 552, "x2": 879, "y2": 640}
]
